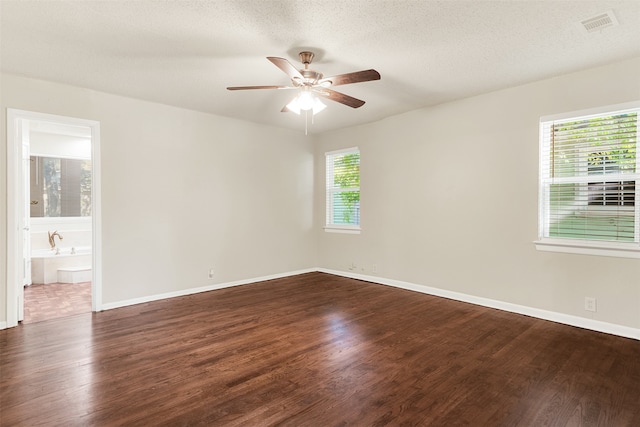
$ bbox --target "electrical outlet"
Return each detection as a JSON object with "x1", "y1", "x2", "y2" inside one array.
[
  {"x1": 584, "y1": 297, "x2": 597, "y2": 312},
  {"x1": 208, "y1": 268, "x2": 215, "y2": 279},
  {"x1": 372, "y1": 264, "x2": 378, "y2": 273}
]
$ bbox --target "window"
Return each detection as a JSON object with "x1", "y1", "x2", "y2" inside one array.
[
  {"x1": 536, "y1": 102, "x2": 640, "y2": 258},
  {"x1": 325, "y1": 147, "x2": 360, "y2": 233}
]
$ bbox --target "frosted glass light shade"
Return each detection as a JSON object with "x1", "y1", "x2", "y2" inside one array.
[
  {"x1": 312, "y1": 98, "x2": 326, "y2": 114},
  {"x1": 297, "y1": 91, "x2": 315, "y2": 110},
  {"x1": 287, "y1": 93, "x2": 326, "y2": 116}
]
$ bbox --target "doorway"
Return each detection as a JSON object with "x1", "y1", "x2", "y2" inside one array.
[{"x1": 7, "y1": 109, "x2": 102, "y2": 327}]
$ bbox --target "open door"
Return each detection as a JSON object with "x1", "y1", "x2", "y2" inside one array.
[
  {"x1": 19, "y1": 120, "x2": 31, "y2": 321},
  {"x1": 6, "y1": 112, "x2": 29, "y2": 324},
  {"x1": 6, "y1": 109, "x2": 102, "y2": 328}
]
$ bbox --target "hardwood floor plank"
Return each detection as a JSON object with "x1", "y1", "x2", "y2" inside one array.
[{"x1": 1, "y1": 272, "x2": 639, "y2": 426}]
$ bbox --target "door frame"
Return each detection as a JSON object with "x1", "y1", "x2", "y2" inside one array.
[{"x1": 6, "y1": 109, "x2": 102, "y2": 327}]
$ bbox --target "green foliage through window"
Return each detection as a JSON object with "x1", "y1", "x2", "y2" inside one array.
[
  {"x1": 334, "y1": 153, "x2": 360, "y2": 224},
  {"x1": 326, "y1": 149, "x2": 360, "y2": 227}
]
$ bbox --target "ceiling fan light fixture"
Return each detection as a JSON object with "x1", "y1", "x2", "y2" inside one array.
[
  {"x1": 297, "y1": 90, "x2": 315, "y2": 110},
  {"x1": 286, "y1": 91, "x2": 326, "y2": 115},
  {"x1": 312, "y1": 98, "x2": 327, "y2": 115},
  {"x1": 286, "y1": 98, "x2": 301, "y2": 115}
]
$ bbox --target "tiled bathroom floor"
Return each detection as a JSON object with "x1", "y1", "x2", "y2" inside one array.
[{"x1": 22, "y1": 282, "x2": 91, "y2": 324}]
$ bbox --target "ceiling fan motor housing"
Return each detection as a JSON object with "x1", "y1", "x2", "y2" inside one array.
[{"x1": 300, "y1": 69, "x2": 323, "y2": 85}]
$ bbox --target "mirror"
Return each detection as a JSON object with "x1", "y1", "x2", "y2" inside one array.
[{"x1": 30, "y1": 156, "x2": 92, "y2": 217}]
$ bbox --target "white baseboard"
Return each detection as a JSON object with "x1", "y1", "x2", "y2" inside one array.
[
  {"x1": 0, "y1": 321, "x2": 7, "y2": 330},
  {"x1": 20, "y1": 266, "x2": 633, "y2": 341},
  {"x1": 318, "y1": 268, "x2": 640, "y2": 341},
  {"x1": 100, "y1": 268, "x2": 317, "y2": 311}
]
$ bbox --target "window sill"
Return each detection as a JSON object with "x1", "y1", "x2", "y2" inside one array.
[
  {"x1": 534, "y1": 238, "x2": 640, "y2": 259},
  {"x1": 324, "y1": 226, "x2": 361, "y2": 235}
]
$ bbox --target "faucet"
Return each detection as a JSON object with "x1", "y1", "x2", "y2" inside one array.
[{"x1": 48, "y1": 231, "x2": 63, "y2": 249}]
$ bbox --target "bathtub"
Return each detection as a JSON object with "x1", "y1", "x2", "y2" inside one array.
[{"x1": 30, "y1": 246, "x2": 92, "y2": 284}]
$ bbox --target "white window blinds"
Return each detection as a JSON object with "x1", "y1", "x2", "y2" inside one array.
[
  {"x1": 326, "y1": 148, "x2": 360, "y2": 230},
  {"x1": 539, "y1": 105, "x2": 639, "y2": 247}
]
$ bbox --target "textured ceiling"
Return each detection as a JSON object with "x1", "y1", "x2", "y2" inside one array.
[{"x1": 1, "y1": 0, "x2": 639, "y2": 134}]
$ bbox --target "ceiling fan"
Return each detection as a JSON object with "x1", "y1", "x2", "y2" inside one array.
[{"x1": 227, "y1": 51, "x2": 381, "y2": 115}]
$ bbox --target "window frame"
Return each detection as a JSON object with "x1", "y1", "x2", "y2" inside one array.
[
  {"x1": 535, "y1": 101, "x2": 640, "y2": 259},
  {"x1": 325, "y1": 147, "x2": 361, "y2": 234}
]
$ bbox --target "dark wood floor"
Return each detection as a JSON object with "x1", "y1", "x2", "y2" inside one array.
[
  {"x1": 1, "y1": 272, "x2": 639, "y2": 426},
  {"x1": 23, "y1": 282, "x2": 92, "y2": 324}
]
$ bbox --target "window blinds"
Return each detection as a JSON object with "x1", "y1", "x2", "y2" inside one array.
[{"x1": 539, "y1": 108, "x2": 639, "y2": 243}]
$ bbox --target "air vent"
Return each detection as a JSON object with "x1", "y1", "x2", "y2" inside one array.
[{"x1": 581, "y1": 10, "x2": 618, "y2": 33}]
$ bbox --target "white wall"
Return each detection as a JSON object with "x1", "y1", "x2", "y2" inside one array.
[
  {"x1": 314, "y1": 57, "x2": 640, "y2": 331},
  {"x1": 1, "y1": 74, "x2": 317, "y2": 319},
  {"x1": 30, "y1": 132, "x2": 91, "y2": 159}
]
